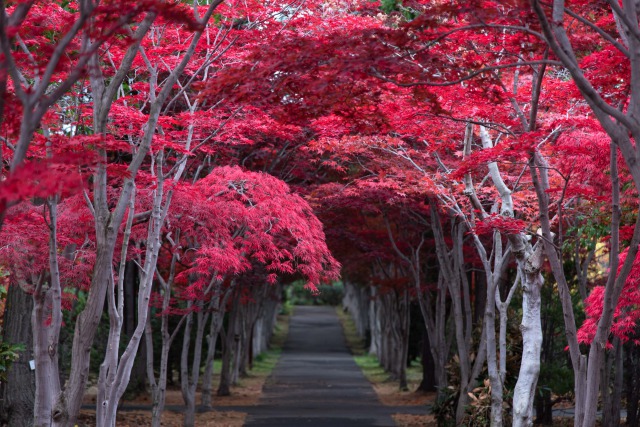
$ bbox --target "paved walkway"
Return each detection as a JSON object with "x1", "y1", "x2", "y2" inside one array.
[{"x1": 244, "y1": 306, "x2": 409, "y2": 427}]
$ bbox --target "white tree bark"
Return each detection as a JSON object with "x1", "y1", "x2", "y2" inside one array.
[
  {"x1": 477, "y1": 125, "x2": 545, "y2": 426},
  {"x1": 511, "y1": 241, "x2": 545, "y2": 427},
  {"x1": 98, "y1": 152, "x2": 172, "y2": 427},
  {"x1": 183, "y1": 280, "x2": 230, "y2": 427},
  {"x1": 200, "y1": 288, "x2": 234, "y2": 408},
  {"x1": 497, "y1": 272, "x2": 520, "y2": 386},
  {"x1": 146, "y1": 253, "x2": 188, "y2": 427},
  {"x1": 54, "y1": 4, "x2": 226, "y2": 423},
  {"x1": 32, "y1": 197, "x2": 63, "y2": 427},
  {"x1": 368, "y1": 287, "x2": 381, "y2": 356}
]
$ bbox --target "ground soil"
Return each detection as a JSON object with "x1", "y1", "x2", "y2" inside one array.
[
  {"x1": 78, "y1": 406, "x2": 246, "y2": 427},
  {"x1": 392, "y1": 413, "x2": 437, "y2": 427},
  {"x1": 373, "y1": 385, "x2": 436, "y2": 427},
  {"x1": 76, "y1": 308, "x2": 588, "y2": 426},
  {"x1": 373, "y1": 385, "x2": 435, "y2": 407},
  {"x1": 78, "y1": 377, "x2": 264, "y2": 427},
  {"x1": 77, "y1": 314, "x2": 289, "y2": 427}
]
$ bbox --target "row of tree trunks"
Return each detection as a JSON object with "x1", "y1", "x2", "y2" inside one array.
[
  {"x1": 215, "y1": 282, "x2": 282, "y2": 399},
  {"x1": 343, "y1": 272, "x2": 410, "y2": 391},
  {"x1": 342, "y1": 281, "x2": 370, "y2": 342}
]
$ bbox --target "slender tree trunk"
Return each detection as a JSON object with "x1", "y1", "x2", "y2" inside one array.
[
  {"x1": 397, "y1": 289, "x2": 410, "y2": 391},
  {"x1": 417, "y1": 325, "x2": 436, "y2": 392},
  {"x1": 147, "y1": 245, "x2": 184, "y2": 427},
  {"x1": 201, "y1": 285, "x2": 235, "y2": 407},
  {"x1": 33, "y1": 198, "x2": 65, "y2": 427},
  {"x1": 429, "y1": 207, "x2": 482, "y2": 422},
  {"x1": 511, "y1": 256, "x2": 544, "y2": 427},
  {"x1": 181, "y1": 304, "x2": 210, "y2": 427},
  {"x1": 124, "y1": 261, "x2": 137, "y2": 341},
  {"x1": 97, "y1": 171, "x2": 169, "y2": 426},
  {"x1": 368, "y1": 288, "x2": 381, "y2": 356},
  {"x1": 231, "y1": 304, "x2": 244, "y2": 385},
  {"x1": 217, "y1": 291, "x2": 239, "y2": 397},
  {"x1": 626, "y1": 340, "x2": 640, "y2": 427},
  {"x1": 124, "y1": 262, "x2": 146, "y2": 394},
  {"x1": 484, "y1": 274, "x2": 503, "y2": 427},
  {"x1": 180, "y1": 305, "x2": 196, "y2": 427},
  {"x1": 58, "y1": 228, "x2": 118, "y2": 427},
  {"x1": 200, "y1": 307, "x2": 222, "y2": 409},
  {"x1": 601, "y1": 337, "x2": 623, "y2": 427}
]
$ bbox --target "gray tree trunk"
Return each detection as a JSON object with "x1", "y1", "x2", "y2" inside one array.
[
  {"x1": 146, "y1": 249, "x2": 187, "y2": 427},
  {"x1": 217, "y1": 291, "x2": 239, "y2": 397},
  {"x1": 201, "y1": 288, "x2": 232, "y2": 408},
  {"x1": 511, "y1": 246, "x2": 545, "y2": 427},
  {"x1": 200, "y1": 313, "x2": 221, "y2": 409},
  {"x1": 601, "y1": 337, "x2": 623, "y2": 427},
  {"x1": 182, "y1": 294, "x2": 216, "y2": 427},
  {"x1": 32, "y1": 197, "x2": 65, "y2": 427},
  {"x1": 368, "y1": 288, "x2": 381, "y2": 356},
  {"x1": 0, "y1": 285, "x2": 35, "y2": 427}
]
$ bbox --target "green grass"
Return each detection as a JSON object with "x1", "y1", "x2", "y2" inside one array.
[
  {"x1": 335, "y1": 306, "x2": 388, "y2": 384},
  {"x1": 336, "y1": 305, "x2": 423, "y2": 388},
  {"x1": 238, "y1": 313, "x2": 289, "y2": 381},
  {"x1": 335, "y1": 306, "x2": 367, "y2": 356},
  {"x1": 354, "y1": 353, "x2": 389, "y2": 383}
]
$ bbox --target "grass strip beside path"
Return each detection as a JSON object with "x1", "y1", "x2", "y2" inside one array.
[
  {"x1": 212, "y1": 312, "x2": 290, "y2": 408},
  {"x1": 336, "y1": 306, "x2": 436, "y2": 427}
]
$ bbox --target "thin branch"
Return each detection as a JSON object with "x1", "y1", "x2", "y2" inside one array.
[
  {"x1": 372, "y1": 60, "x2": 562, "y2": 87},
  {"x1": 564, "y1": 7, "x2": 629, "y2": 57}
]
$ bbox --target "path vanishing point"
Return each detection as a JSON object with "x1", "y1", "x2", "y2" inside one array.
[{"x1": 244, "y1": 305, "x2": 426, "y2": 427}]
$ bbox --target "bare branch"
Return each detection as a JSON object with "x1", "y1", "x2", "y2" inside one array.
[
  {"x1": 372, "y1": 60, "x2": 562, "y2": 87},
  {"x1": 565, "y1": 7, "x2": 629, "y2": 57}
]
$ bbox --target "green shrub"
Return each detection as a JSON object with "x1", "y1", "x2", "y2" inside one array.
[
  {"x1": 0, "y1": 341, "x2": 23, "y2": 383},
  {"x1": 287, "y1": 281, "x2": 344, "y2": 306}
]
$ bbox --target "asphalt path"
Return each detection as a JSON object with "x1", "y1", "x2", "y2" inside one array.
[{"x1": 244, "y1": 306, "x2": 407, "y2": 427}]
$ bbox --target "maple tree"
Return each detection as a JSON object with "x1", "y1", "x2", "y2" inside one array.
[
  {"x1": 136, "y1": 166, "x2": 338, "y2": 427},
  {"x1": 2, "y1": 0, "x2": 640, "y2": 426},
  {"x1": 204, "y1": 2, "x2": 640, "y2": 426},
  {"x1": 0, "y1": 1, "x2": 342, "y2": 425}
]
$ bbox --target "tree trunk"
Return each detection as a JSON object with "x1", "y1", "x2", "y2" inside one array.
[
  {"x1": 601, "y1": 337, "x2": 622, "y2": 427},
  {"x1": 33, "y1": 198, "x2": 65, "y2": 427},
  {"x1": 201, "y1": 286, "x2": 233, "y2": 408},
  {"x1": 217, "y1": 292, "x2": 239, "y2": 397},
  {"x1": 397, "y1": 289, "x2": 410, "y2": 391},
  {"x1": 231, "y1": 303, "x2": 244, "y2": 385},
  {"x1": 180, "y1": 305, "x2": 196, "y2": 427},
  {"x1": 217, "y1": 327, "x2": 233, "y2": 397},
  {"x1": 124, "y1": 261, "x2": 146, "y2": 395},
  {"x1": 124, "y1": 261, "x2": 137, "y2": 339},
  {"x1": 416, "y1": 326, "x2": 436, "y2": 392},
  {"x1": 147, "y1": 249, "x2": 184, "y2": 427},
  {"x1": 368, "y1": 287, "x2": 381, "y2": 356},
  {"x1": 200, "y1": 309, "x2": 221, "y2": 409},
  {"x1": 0, "y1": 285, "x2": 35, "y2": 427},
  {"x1": 511, "y1": 262, "x2": 544, "y2": 427},
  {"x1": 342, "y1": 281, "x2": 370, "y2": 341},
  {"x1": 181, "y1": 305, "x2": 210, "y2": 427},
  {"x1": 58, "y1": 240, "x2": 116, "y2": 427},
  {"x1": 626, "y1": 340, "x2": 640, "y2": 427},
  {"x1": 484, "y1": 278, "x2": 503, "y2": 427},
  {"x1": 473, "y1": 271, "x2": 487, "y2": 326},
  {"x1": 97, "y1": 179, "x2": 165, "y2": 427}
]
